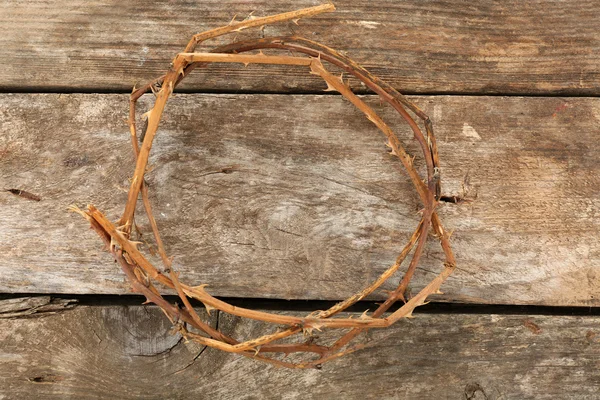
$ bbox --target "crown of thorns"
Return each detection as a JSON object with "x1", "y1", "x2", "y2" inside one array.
[{"x1": 74, "y1": 4, "x2": 456, "y2": 369}]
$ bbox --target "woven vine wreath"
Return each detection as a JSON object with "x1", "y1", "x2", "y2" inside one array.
[{"x1": 73, "y1": 4, "x2": 456, "y2": 369}]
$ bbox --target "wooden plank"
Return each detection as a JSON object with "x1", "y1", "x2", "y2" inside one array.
[
  {"x1": 1, "y1": 0, "x2": 599, "y2": 94},
  {"x1": 0, "y1": 93, "x2": 599, "y2": 306},
  {"x1": 0, "y1": 296, "x2": 76, "y2": 318},
  {"x1": 1, "y1": 299, "x2": 598, "y2": 399}
]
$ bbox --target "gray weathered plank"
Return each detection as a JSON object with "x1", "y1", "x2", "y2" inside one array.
[
  {"x1": 0, "y1": 93, "x2": 599, "y2": 305},
  {"x1": 0, "y1": 296, "x2": 76, "y2": 318},
  {"x1": 1, "y1": 299, "x2": 598, "y2": 399},
  {"x1": 1, "y1": 0, "x2": 599, "y2": 94}
]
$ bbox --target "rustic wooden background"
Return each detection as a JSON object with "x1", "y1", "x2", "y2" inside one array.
[{"x1": 0, "y1": 0, "x2": 599, "y2": 398}]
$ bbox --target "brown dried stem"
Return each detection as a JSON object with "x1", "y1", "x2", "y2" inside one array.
[{"x1": 75, "y1": 3, "x2": 456, "y2": 369}]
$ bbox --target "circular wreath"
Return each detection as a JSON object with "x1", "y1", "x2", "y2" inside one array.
[{"x1": 74, "y1": 4, "x2": 456, "y2": 369}]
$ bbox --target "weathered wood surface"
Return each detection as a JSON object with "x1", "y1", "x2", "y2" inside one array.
[
  {"x1": 1, "y1": 0, "x2": 599, "y2": 94},
  {"x1": 0, "y1": 296, "x2": 77, "y2": 318},
  {"x1": 1, "y1": 93, "x2": 599, "y2": 305},
  {"x1": 1, "y1": 299, "x2": 598, "y2": 399}
]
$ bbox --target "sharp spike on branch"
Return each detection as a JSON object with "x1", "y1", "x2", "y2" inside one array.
[
  {"x1": 359, "y1": 309, "x2": 371, "y2": 320},
  {"x1": 385, "y1": 140, "x2": 399, "y2": 156},
  {"x1": 67, "y1": 204, "x2": 89, "y2": 220},
  {"x1": 204, "y1": 303, "x2": 216, "y2": 316},
  {"x1": 323, "y1": 80, "x2": 338, "y2": 92}
]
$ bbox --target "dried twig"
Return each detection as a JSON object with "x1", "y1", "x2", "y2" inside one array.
[{"x1": 74, "y1": 3, "x2": 456, "y2": 369}]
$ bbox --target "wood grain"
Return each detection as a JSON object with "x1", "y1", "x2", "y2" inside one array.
[
  {"x1": 1, "y1": 299, "x2": 598, "y2": 399},
  {"x1": 0, "y1": 93, "x2": 599, "y2": 306},
  {"x1": 1, "y1": 0, "x2": 599, "y2": 94}
]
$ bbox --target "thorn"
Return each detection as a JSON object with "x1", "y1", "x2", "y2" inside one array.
[
  {"x1": 398, "y1": 292, "x2": 407, "y2": 303},
  {"x1": 258, "y1": 50, "x2": 265, "y2": 56},
  {"x1": 292, "y1": 18, "x2": 300, "y2": 25},
  {"x1": 67, "y1": 204, "x2": 87, "y2": 218},
  {"x1": 435, "y1": 290, "x2": 444, "y2": 295},
  {"x1": 385, "y1": 140, "x2": 398, "y2": 156},
  {"x1": 243, "y1": 62, "x2": 250, "y2": 67},
  {"x1": 142, "y1": 109, "x2": 152, "y2": 120},
  {"x1": 359, "y1": 309, "x2": 371, "y2": 320},
  {"x1": 405, "y1": 311, "x2": 415, "y2": 319},
  {"x1": 323, "y1": 80, "x2": 338, "y2": 92},
  {"x1": 229, "y1": 14, "x2": 238, "y2": 26},
  {"x1": 116, "y1": 223, "x2": 129, "y2": 233},
  {"x1": 204, "y1": 303, "x2": 215, "y2": 316},
  {"x1": 128, "y1": 240, "x2": 144, "y2": 249}
]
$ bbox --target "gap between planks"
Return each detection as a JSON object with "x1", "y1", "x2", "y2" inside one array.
[
  {"x1": 1, "y1": 87, "x2": 600, "y2": 98},
  {"x1": 1, "y1": 294, "x2": 599, "y2": 318}
]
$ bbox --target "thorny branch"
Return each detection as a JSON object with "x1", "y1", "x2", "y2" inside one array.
[{"x1": 73, "y1": 3, "x2": 456, "y2": 369}]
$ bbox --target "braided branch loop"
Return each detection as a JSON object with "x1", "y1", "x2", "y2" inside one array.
[{"x1": 76, "y1": 4, "x2": 456, "y2": 369}]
